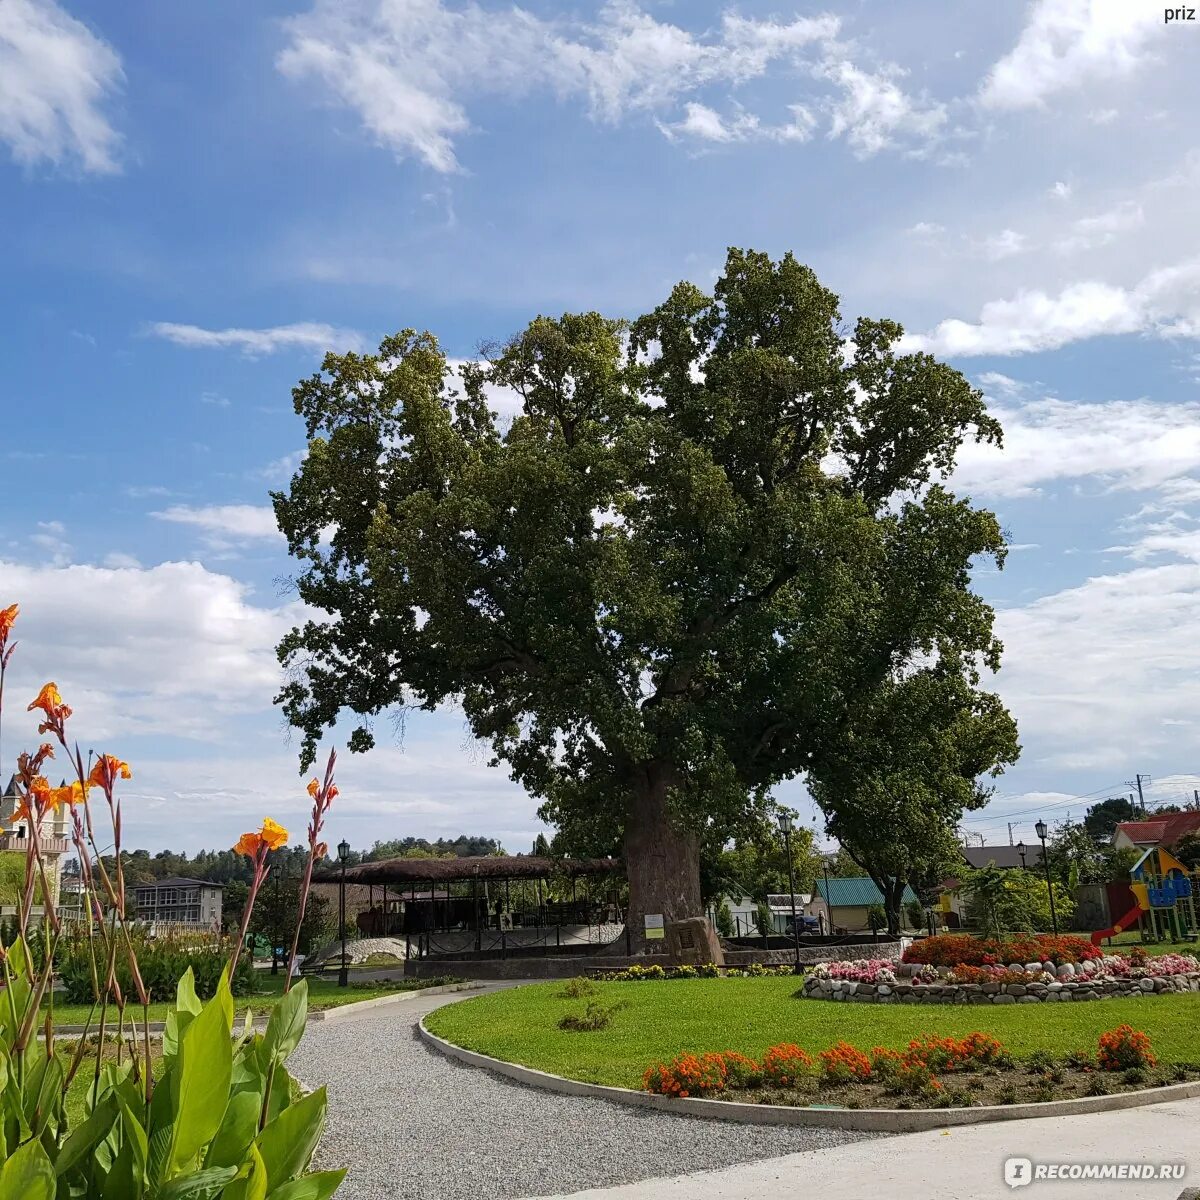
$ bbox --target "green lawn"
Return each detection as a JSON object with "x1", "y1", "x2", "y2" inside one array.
[
  {"x1": 423, "y1": 977, "x2": 1200, "y2": 1089},
  {"x1": 1100, "y1": 931, "x2": 1200, "y2": 956},
  {"x1": 45, "y1": 971, "x2": 453, "y2": 1027}
]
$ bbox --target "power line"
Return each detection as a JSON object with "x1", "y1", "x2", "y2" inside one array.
[{"x1": 960, "y1": 781, "x2": 1128, "y2": 827}]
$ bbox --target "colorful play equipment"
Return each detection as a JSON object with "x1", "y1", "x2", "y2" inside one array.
[{"x1": 1091, "y1": 847, "x2": 1198, "y2": 946}]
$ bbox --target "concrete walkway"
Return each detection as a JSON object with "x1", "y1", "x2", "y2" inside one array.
[{"x1": 552, "y1": 1095, "x2": 1200, "y2": 1200}]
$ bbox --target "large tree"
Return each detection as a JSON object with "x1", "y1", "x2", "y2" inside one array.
[
  {"x1": 808, "y1": 671, "x2": 1019, "y2": 935},
  {"x1": 273, "y1": 248, "x2": 1009, "y2": 949}
]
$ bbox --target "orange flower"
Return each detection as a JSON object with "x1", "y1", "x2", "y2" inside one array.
[
  {"x1": 0, "y1": 603, "x2": 17, "y2": 640},
  {"x1": 27, "y1": 681, "x2": 72, "y2": 734},
  {"x1": 49, "y1": 781, "x2": 86, "y2": 812},
  {"x1": 307, "y1": 777, "x2": 339, "y2": 803},
  {"x1": 88, "y1": 755, "x2": 132, "y2": 789},
  {"x1": 234, "y1": 817, "x2": 290, "y2": 858}
]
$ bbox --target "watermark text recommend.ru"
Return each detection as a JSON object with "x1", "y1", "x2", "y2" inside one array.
[{"x1": 1004, "y1": 1158, "x2": 1186, "y2": 1188}]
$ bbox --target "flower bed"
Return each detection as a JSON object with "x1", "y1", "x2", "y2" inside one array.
[
  {"x1": 640, "y1": 1026, "x2": 1193, "y2": 1109},
  {"x1": 801, "y1": 951, "x2": 1200, "y2": 1005},
  {"x1": 902, "y1": 933, "x2": 1102, "y2": 967},
  {"x1": 591, "y1": 962, "x2": 796, "y2": 981}
]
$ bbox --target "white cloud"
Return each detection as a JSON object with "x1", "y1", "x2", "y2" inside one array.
[
  {"x1": 0, "y1": 0, "x2": 122, "y2": 173},
  {"x1": 151, "y1": 504, "x2": 283, "y2": 547},
  {"x1": 30, "y1": 519, "x2": 71, "y2": 566},
  {"x1": 1048, "y1": 180, "x2": 1072, "y2": 200},
  {"x1": 978, "y1": 229, "x2": 1028, "y2": 261},
  {"x1": 148, "y1": 321, "x2": 363, "y2": 357},
  {"x1": 980, "y1": 0, "x2": 1162, "y2": 111},
  {"x1": 955, "y1": 395, "x2": 1200, "y2": 499},
  {"x1": 1055, "y1": 201, "x2": 1144, "y2": 253},
  {"x1": 995, "y1": 562, "x2": 1200, "y2": 771},
  {"x1": 818, "y1": 58, "x2": 947, "y2": 158},
  {"x1": 907, "y1": 221, "x2": 946, "y2": 238},
  {"x1": 278, "y1": 2, "x2": 954, "y2": 171},
  {"x1": 658, "y1": 101, "x2": 816, "y2": 146},
  {"x1": 901, "y1": 255, "x2": 1200, "y2": 357},
  {"x1": 0, "y1": 558, "x2": 299, "y2": 742}
]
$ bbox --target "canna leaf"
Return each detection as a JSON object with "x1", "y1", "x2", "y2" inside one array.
[
  {"x1": 266, "y1": 1170, "x2": 347, "y2": 1200},
  {"x1": 0, "y1": 1138, "x2": 55, "y2": 1200},
  {"x1": 254, "y1": 1086, "x2": 327, "y2": 1186}
]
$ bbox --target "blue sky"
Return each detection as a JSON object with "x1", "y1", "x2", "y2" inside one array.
[{"x1": 3, "y1": 0, "x2": 1200, "y2": 856}]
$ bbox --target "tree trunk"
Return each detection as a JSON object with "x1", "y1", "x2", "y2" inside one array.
[
  {"x1": 884, "y1": 879, "x2": 904, "y2": 938},
  {"x1": 622, "y1": 765, "x2": 702, "y2": 956}
]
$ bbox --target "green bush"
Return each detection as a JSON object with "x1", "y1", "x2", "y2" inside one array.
[
  {"x1": 715, "y1": 900, "x2": 734, "y2": 938},
  {"x1": 57, "y1": 933, "x2": 254, "y2": 1003}
]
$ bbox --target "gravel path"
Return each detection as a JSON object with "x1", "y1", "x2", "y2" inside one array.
[{"x1": 291, "y1": 987, "x2": 880, "y2": 1200}]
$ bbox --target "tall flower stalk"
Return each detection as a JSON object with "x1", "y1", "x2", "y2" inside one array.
[
  {"x1": 230, "y1": 817, "x2": 289, "y2": 977},
  {"x1": 285, "y1": 748, "x2": 338, "y2": 992}
]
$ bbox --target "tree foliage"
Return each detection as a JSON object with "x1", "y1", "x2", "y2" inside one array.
[
  {"x1": 1083, "y1": 797, "x2": 1138, "y2": 841},
  {"x1": 272, "y1": 248, "x2": 1012, "y2": 940},
  {"x1": 809, "y1": 670, "x2": 1019, "y2": 935}
]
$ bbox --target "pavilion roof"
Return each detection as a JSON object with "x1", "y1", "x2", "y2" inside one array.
[{"x1": 334, "y1": 854, "x2": 621, "y2": 885}]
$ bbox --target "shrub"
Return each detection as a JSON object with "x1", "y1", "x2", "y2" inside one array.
[
  {"x1": 715, "y1": 900, "x2": 734, "y2": 938},
  {"x1": 905, "y1": 899, "x2": 925, "y2": 930},
  {"x1": 643, "y1": 1052, "x2": 728, "y2": 1097},
  {"x1": 1098, "y1": 1025, "x2": 1156, "y2": 1072},
  {"x1": 717, "y1": 1051, "x2": 762, "y2": 1089},
  {"x1": 558, "y1": 975, "x2": 597, "y2": 999},
  {"x1": 57, "y1": 931, "x2": 255, "y2": 1002},
  {"x1": 819, "y1": 1041, "x2": 873, "y2": 1083},
  {"x1": 761, "y1": 1043, "x2": 814, "y2": 1087},
  {"x1": 558, "y1": 1000, "x2": 626, "y2": 1031}
]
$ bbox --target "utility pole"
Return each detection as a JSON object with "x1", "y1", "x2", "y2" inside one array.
[
  {"x1": 1007, "y1": 822, "x2": 1016, "y2": 846},
  {"x1": 1126, "y1": 775, "x2": 1150, "y2": 817}
]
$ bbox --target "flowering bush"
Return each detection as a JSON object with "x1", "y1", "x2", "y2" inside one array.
[
  {"x1": 947, "y1": 964, "x2": 1032, "y2": 985},
  {"x1": 904, "y1": 1032, "x2": 1007, "y2": 1071},
  {"x1": 718, "y1": 1050, "x2": 763, "y2": 1089},
  {"x1": 819, "y1": 1041, "x2": 873, "y2": 1082},
  {"x1": 903, "y1": 932, "x2": 1102, "y2": 967},
  {"x1": 1097, "y1": 1025, "x2": 1156, "y2": 1072},
  {"x1": 761, "y1": 1043, "x2": 814, "y2": 1086},
  {"x1": 643, "y1": 1052, "x2": 728, "y2": 1097},
  {"x1": 810, "y1": 958, "x2": 897, "y2": 984}
]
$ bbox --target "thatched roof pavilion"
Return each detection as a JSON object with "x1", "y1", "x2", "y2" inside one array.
[{"x1": 338, "y1": 854, "x2": 621, "y2": 885}]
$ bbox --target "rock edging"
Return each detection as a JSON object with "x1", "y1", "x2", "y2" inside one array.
[{"x1": 799, "y1": 970, "x2": 1200, "y2": 1005}]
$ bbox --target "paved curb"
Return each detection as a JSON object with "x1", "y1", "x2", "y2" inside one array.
[
  {"x1": 48, "y1": 981, "x2": 484, "y2": 1037},
  {"x1": 417, "y1": 1015, "x2": 1200, "y2": 1134}
]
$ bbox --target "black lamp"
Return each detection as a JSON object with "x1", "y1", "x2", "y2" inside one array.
[
  {"x1": 776, "y1": 811, "x2": 802, "y2": 974},
  {"x1": 1034, "y1": 820, "x2": 1057, "y2": 935},
  {"x1": 337, "y1": 839, "x2": 351, "y2": 986}
]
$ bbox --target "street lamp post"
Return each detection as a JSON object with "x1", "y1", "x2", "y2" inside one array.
[
  {"x1": 777, "y1": 812, "x2": 802, "y2": 974},
  {"x1": 1034, "y1": 820, "x2": 1058, "y2": 936},
  {"x1": 822, "y1": 861, "x2": 832, "y2": 937},
  {"x1": 1016, "y1": 841, "x2": 1028, "y2": 871},
  {"x1": 337, "y1": 838, "x2": 351, "y2": 987}
]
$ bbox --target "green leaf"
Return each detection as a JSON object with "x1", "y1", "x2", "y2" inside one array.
[
  {"x1": 176, "y1": 969, "x2": 203, "y2": 1017},
  {"x1": 222, "y1": 1141, "x2": 269, "y2": 1200},
  {"x1": 55, "y1": 1093, "x2": 119, "y2": 1178},
  {"x1": 169, "y1": 974, "x2": 234, "y2": 1174},
  {"x1": 101, "y1": 1134, "x2": 138, "y2": 1200},
  {"x1": 267, "y1": 1170, "x2": 347, "y2": 1200},
  {"x1": 203, "y1": 1089, "x2": 261, "y2": 1170},
  {"x1": 255, "y1": 1087, "x2": 326, "y2": 1186},
  {"x1": 260, "y1": 982, "x2": 306, "y2": 1067},
  {"x1": 0, "y1": 1138, "x2": 55, "y2": 1200},
  {"x1": 157, "y1": 1165, "x2": 239, "y2": 1200},
  {"x1": 115, "y1": 1090, "x2": 149, "y2": 1178}
]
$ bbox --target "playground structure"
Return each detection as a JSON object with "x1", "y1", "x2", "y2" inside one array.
[{"x1": 1091, "y1": 846, "x2": 1198, "y2": 946}]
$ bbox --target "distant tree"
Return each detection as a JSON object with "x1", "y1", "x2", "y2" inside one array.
[
  {"x1": 1174, "y1": 832, "x2": 1200, "y2": 870},
  {"x1": 905, "y1": 898, "x2": 924, "y2": 930},
  {"x1": 532, "y1": 833, "x2": 552, "y2": 856},
  {"x1": 755, "y1": 900, "x2": 772, "y2": 938},
  {"x1": 809, "y1": 671, "x2": 1019, "y2": 936},
  {"x1": 715, "y1": 899, "x2": 734, "y2": 938},
  {"x1": 958, "y1": 864, "x2": 1075, "y2": 935},
  {"x1": 1083, "y1": 797, "x2": 1137, "y2": 842},
  {"x1": 701, "y1": 809, "x2": 820, "y2": 906},
  {"x1": 827, "y1": 847, "x2": 868, "y2": 878}
]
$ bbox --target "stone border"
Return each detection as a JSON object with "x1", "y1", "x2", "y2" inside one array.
[
  {"x1": 800, "y1": 971, "x2": 1200, "y2": 1005},
  {"x1": 417, "y1": 1010, "x2": 1200, "y2": 1133}
]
